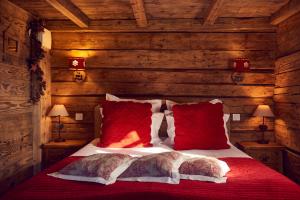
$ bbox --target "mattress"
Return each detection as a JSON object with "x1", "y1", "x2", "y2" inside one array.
[{"x1": 1, "y1": 140, "x2": 300, "y2": 200}]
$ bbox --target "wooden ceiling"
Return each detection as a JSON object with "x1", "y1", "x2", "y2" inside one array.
[{"x1": 8, "y1": 0, "x2": 300, "y2": 32}]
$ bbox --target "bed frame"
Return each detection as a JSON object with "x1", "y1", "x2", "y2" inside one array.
[{"x1": 94, "y1": 101, "x2": 231, "y2": 139}]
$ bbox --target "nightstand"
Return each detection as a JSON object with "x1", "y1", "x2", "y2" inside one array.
[
  {"x1": 237, "y1": 141, "x2": 285, "y2": 173},
  {"x1": 41, "y1": 140, "x2": 88, "y2": 169}
]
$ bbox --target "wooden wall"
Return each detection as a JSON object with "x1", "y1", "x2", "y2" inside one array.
[
  {"x1": 51, "y1": 30, "x2": 276, "y2": 143},
  {"x1": 274, "y1": 12, "x2": 300, "y2": 183},
  {"x1": 0, "y1": 0, "x2": 52, "y2": 194},
  {"x1": 0, "y1": 0, "x2": 33, "y2": 194}
]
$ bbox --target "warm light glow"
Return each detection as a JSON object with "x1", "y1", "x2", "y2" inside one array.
[
  {"x1": 69, "y1": 50, "x2": 92, "y2": 58},
  {"x1": 48, "y1": 104, "x2": 69, "y2": 117},
  {"x1": 253, "y1": 105, "x2": 274, "y2": 117},
  {"x1": 106, "y1": 131, "x2": 143, "y2": 148}
]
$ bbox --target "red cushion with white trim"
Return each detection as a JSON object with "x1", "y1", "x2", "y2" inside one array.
[
  {"x1": 173, "y1": 102, "x2": 230, "y2": 150},
  {"x1": 98, "y1": 101, "x2": 152, "y2": 148}
]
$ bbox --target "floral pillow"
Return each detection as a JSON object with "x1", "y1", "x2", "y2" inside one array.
[
  {"x1": 118, "y1": 151, "x2": 185, "y2": 184},
  {"x1": 179, "y1": 157, "x2": 230, "y2": 183},
  {"x1": 48, "y1": 153, "x2": 135, "y2": 185}
]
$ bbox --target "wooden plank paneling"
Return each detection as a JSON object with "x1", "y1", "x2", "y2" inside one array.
[
  {"x1": 52, "y1": 96, "x2": 273, "y2": 106},
  {"x1": 275, "y1": 124, "x2": 300, "y2": 152},
  {"x1": 52, "y1": 32, "x2": 276, "y2": 50},
  {"x1": 220, "y1": 0, "x2": 289, "y2": 18},
  {"x1": 0, "y1": 0, "x2": 35, "y2": 195},
  {"x1": 275, "y1": 10, "x2": 300, "y2": 182},
  {"x1": 51, "y1": 50, "x2": 275, "y2": 70},
  {"x1": 275, "y1": 69, "x2": 300, "y2": 87},
  {"x1": 45, "y1": 0, "x2": 89, "y2": 28},
  {"x1": 50, "y1": 12, "x2": 276, "y2": 147},
  {"x1": 130, "y1": 0, "x2": 147, "y2": 27},
  {"x1": 271, "y1": 0, "x2": 300, "y2": 25},
  {"x1": 10, "y1": 0, "x2": 288, "y2": 21},
  {"x1": 52, "y1": 69, "x2": 274, "y2": 85},
  {"x1": 52, "y1": 82, "x2": 274, "y2": 97},
  {"x1": 275, "y1": 103, "x2": 300, "y2": 129},
  {"x1": 277, "y1": 13, "x2": 300, "y2": 57},
  {"x1": 51, "y1": 93, "x2": 275, "y2": 142},
  {"x1": 46, "y1": 18, "x2": 277, "y2": 33},
  {"x1": 274, "y1": 94, "x2": 300, "y2": 104},
  {"x1": 203, "y1": 0, "x2": 224, "y2": 25},
  {"x1": 275, "y1": 50, "x2": 300, "y2": 74}
]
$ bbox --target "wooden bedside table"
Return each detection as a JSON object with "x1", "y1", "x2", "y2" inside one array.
[
  {"x1": 41, "y1": 140, "x2": 88, "y2": 169},
  {"x1": 237, "y1": 141, "x2": 285, "y2": 173}
]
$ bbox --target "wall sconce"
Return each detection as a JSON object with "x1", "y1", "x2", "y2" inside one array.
[
  {"x1": 68, "y1": 57, "x2": 86, "y2": 82},
  {"x1": 231, "y1": 58, "x2": 250, "y2": 84}
]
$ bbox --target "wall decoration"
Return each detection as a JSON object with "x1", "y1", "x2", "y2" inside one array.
[
  {"x1": 231, "y1": 58, "x2": 250, "y2": 84},
  {"x1": 73, "y1": 70, "x2": 86, "y2": 82},
  {"x1": 27, "y1": 19, "x2": 46, "y2": 103},
  {"x1": 68, "y1": 57, "x2": 86, "y2": 82}
]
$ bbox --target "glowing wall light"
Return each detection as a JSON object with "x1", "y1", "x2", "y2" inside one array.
[{"x1": 68, "y1": 57, "x2": 86, "y2": 82}]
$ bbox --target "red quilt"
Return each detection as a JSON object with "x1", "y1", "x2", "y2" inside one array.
[{"x1": 1, "y1": 157, "x2": 300, "y2": 200}]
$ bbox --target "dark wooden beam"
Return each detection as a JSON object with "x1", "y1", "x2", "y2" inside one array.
[
  {"x1": 203, "y1": 0, "x2": 225, "y2": 25},
  {"x1": 271, "y1": 0, "x2": 300, "y2": 25},
  {"x1": 130, "y1": 0, "x2": 147, "y2": 27},
  {"x1": 45, "y1": 0, "x2": 89, "y2": 28},
  {"x1": 46, "y1": 18, "x2": 276, "y2": 33}
]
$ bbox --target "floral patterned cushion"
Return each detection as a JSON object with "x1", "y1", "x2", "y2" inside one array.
[
  {"x1": 119, "y1": 151, "x2": 185, "y2": 184},
  {"x1": 48, "y1": 153, "x2": 135, "y2": 185},
  {"x1": 179, "y1": 157, "x2": 230, "y2": 183}
]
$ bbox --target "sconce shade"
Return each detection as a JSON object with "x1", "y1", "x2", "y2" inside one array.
[
  {"x1": 68, "y1": 57, "x2": 85, "y2": 70},
  {"x1": 253, "y1": 105, "x2": 274, "y2": 117},
  {"x1": 48, "y1": 104, "x2": 69, "y2": 117},
  {"x1": 233, "y1": 58, "x2": 250, "y2": 72}
]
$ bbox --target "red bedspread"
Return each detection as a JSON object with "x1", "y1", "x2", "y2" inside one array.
[{"x1": 1, "y1": 157, "x2": 300, "y2": 200}]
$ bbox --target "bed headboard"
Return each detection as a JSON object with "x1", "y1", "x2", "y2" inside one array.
[{"x1": 94, "y1": 102, "x2": 231, "y2": 139}]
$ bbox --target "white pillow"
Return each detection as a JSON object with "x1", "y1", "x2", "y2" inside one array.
[
  {"x1": 118, "y1": 151, "x2": 185, "y2": 184},
  {"x1": 165, "y1": 99, "x2": 230, "y2": 146},
  {"x1": 48, "y1": 153, "x2": 136, "y2": 185},
  {"x1": 106, "y1": 93, "x2": 162, "y2": 113},
  {"x1": 179, "y1": 156, "x2": 230, "y2": 183},
  {"x1": 105, "y1": 94, "x2": 164, "y2": 146},
  {"x1": 151, "y1": 113, "x2": 164, "y2": 145}
]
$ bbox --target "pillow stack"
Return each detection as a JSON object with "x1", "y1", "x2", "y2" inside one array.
[
  {"x1": 98, "y1": 94, "x2": 231, "y2": 150},
  {"x1": 49, "y1": 152, "x2": 230, "y2": 185}
]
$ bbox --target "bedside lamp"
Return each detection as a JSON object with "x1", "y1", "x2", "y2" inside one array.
[
  {"x1": 48, "y1": 104, "x2": 69, "y2": 142},
  {"x1": 253, "y1": 105, "x2": 274, "y2": 144}
]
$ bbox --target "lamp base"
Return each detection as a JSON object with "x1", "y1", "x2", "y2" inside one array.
[{"x1": 54, "y1": 137, "x2": 66, "y2": 142}]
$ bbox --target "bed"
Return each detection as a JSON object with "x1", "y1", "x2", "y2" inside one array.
[{"x1": 1, "y1": 104, "x2": 300, "y2": 200}]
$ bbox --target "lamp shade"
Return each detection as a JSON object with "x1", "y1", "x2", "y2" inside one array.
[
  {"x1": 68, "y1": 57, "x2": 85, "y2": 70},
  {"x1": 233, "y1": 58, "x2": 250, "y2": 72},
  {"x1": 48, "y1": 104, "x2": 69, "y2": 117},
  {"x1": 253, "y1": 105, "x2": 274, "y2": 117}
]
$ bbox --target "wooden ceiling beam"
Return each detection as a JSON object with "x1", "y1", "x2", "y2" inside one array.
[
  {"x1": 203, "y1": 0, "x2": 225, "y2": 25},
  {"x1": 271, "y1": 0, "x2": 300, "y2": 25},
  {"x1": 130, "y1": 0, "x2": 148, "y2": 27},
  {"x1": 45, "y1": 18, "x2": 276, "y2": 33},
  {"x1": 45, "y1": 0, "x2": 89, "y2": 28}
]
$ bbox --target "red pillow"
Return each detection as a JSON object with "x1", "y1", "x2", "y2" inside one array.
[
  {"x1": 173, "y1": 102, "x2": 229, "y2": 150},
  {"x1": 98, "y1": 101, "x2": 152, "y2": 148}
]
